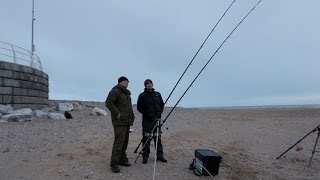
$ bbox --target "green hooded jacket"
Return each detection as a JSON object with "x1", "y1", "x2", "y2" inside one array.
[{"x1": 106, "y1": 84, "x2": 135, "y2": 126}]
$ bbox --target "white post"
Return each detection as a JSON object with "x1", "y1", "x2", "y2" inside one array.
[{"x1": 31, "y1": 0, "x2": 35, "y2": 66}]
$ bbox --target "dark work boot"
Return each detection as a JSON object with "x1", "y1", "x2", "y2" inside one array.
[
  {"x1": 157, "y1": 156, "x2": 167, "y2": 162},
  {"x1": 111, "y1": 165, "x2": 120, "y2": 173},
  {"x1": 119, "y1": 161, "x2": 131, "y2": 166},
  {"x1": 142, "y1": 157, "x2": 148, "y2": 164}
]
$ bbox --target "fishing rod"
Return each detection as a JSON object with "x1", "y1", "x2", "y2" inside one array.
[
  {"x1": 161, "y1": 0, "x2": 263, "y2": 127},
  {"x1": 164, "y1": 0, "x2": 236, "y2": 105},
  {"x1": 134, "y1": 0, "x2": 236, "y2": 154},
  {"x1": 134, "y1": 0, "x2": 264, "y2": 161}
]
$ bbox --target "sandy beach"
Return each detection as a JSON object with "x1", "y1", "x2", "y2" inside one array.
[{"x1": 1, "y1": 101, "x2": 320, "y2": 180}]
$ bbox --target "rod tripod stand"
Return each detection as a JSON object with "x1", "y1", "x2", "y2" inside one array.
[
  {"x1": 134, "y1": 119, "x2": 161, "y2": 163},
  {"x1": 134, "y1": 119, "x2": 162, "y2": 180},
  {"x1": 276, "y1": 124, "x2": 320, "y2": 167}
]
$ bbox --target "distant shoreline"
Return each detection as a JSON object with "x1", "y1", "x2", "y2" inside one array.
[
  {"x1": 196, "y1": 104, "x2": 320, "y2": 110},
  {"x1": 48, "y1": 99, "x2": 320, "y2": 110}
]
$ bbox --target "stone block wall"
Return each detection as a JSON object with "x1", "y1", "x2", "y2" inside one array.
[{"x1": 0, "y1": 61, "x2": 49, "y2": 110}]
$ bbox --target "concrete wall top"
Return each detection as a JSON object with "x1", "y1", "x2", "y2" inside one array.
[
  {"x1": 0, "y1": 61, "x2": 48, "y2": 80},
  {"x1": 0, "y1": 60, "x2": 49, "y2": 109}
]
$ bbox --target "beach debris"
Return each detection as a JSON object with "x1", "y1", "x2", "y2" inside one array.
[
  {"x1": 3, "y1": 147, "x2": 10, "y2": 153},
  {"x1": 2, "y1": 113, "x2": 26, "y2": 122},
  {"x1": 295, "y1": 145, "x2": 303, "y2": 151},
  {"x1": 48, "y1": 112, "x2": 66, "y2": 120},
  {"x1": 89, "y1": 107, "x2": 108, "y2": 116},
  {"x1": 0, "y1": 100, "x2": 100, "y2": 122},
  {"x1": 85, "y1": 104, "x2": 95, "y2": 108},
  {"x1": 13, "y1": 108, "x2": 33, "y2": 118},
  {"x1": 33, "y1": 110, "x2": 48, "y2": 118},
  {"x1": 72, "y1": 102, "x2": 83, "y2": 111},
  {"x1": 57, "y1": 103, "x2": 74, "y2": 112},
  {"x1": 0, "y1": 104, "x2": 13, "y2": 115},
  {"x1": 64, "y1": 111, "x2": 73, "y2": 119}
]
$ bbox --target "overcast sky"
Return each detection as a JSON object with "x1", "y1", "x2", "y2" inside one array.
[{"x1": 1, "y1": 0, "x2": 319, "y2": 107}]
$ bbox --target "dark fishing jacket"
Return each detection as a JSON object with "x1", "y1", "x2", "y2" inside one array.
[
  {"x1": 106, "y1": 84, "x2": 135, "y2": 126},
  {"x1": 137, "y1": 88, "x2": 164, "y2": 121}
]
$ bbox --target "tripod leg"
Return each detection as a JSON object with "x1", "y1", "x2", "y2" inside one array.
[
  {"x1": 134, "y1": 139, "x2": 143, "y2": 153},
  {"x1": 277, "y1": 125, "x2": 320, "y2": 159},
  {"x1": 153, "y1": 120, "x2": 160, "y2": 180},
  {"x1": 135, "y1": 136, "x2": 154, "y2": 163},
  {"x1": 134, "y1": 149, "x2": 143, "y2": 163},
  {"x1": 308, "y1": 130, "x2": 320, "y2": 167},
  {"x1": 134, "y1": 121, "x2": 159, "y2": 162}
]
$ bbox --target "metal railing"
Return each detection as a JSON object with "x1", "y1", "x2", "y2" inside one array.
[{"x1": 0, "y1": 40, "x2": 43, "y2": 71}]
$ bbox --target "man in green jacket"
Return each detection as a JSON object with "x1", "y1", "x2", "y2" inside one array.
[{"x1": 106, "y1": 76, "x2": 135, "y2": 173}]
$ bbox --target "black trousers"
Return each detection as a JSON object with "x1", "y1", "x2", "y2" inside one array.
[{"x1": 142, "y1": 120, "x2": 164, "y2": 159}]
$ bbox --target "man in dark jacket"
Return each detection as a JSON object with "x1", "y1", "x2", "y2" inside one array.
[
  {"x1": 137, "y1": 79, "x2": 167, "y2": 164},
  {"x1": 106, "y1": 76, "x2": 135, "y2": 173}
]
